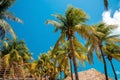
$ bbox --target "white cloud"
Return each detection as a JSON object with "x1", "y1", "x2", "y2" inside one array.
[{"x1": 102, "y1": 10, "x2": 120, "y2": 35}]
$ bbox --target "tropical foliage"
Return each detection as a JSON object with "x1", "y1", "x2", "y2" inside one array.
[
  {"x1": 46, "y1": 6, "x2": 91, "y2": 80},
  {"x1": 86, "y1": 23, "x2": 120, "y2": 80},
  {"x1": 0, "y1": 39, "x2": 32, "y2": 79},
  {"x1": 0, "y1": 0, "x2": 22, "y2": 42},
  {"x1": 0, "y1": 0, "x2": 120, "y2": 80}
]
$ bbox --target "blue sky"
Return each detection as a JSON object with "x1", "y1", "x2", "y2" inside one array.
[{"x1": 9, "y1": 0, "x2": 120, "y2": 79}]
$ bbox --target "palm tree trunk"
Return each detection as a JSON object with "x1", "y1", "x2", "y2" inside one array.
[
  {"x1": 11, "y1": 64, "x2": 15, "y2": 79},
  {"x1": 104, "y1": 0, "x2": 108, "y2": 10},
  {"x1": 53, "y1": 60, "x2": 56, "y2": 80},
  {"x1": 69, "y1": 57, "x2": 73, "y2": 80},
  {"x1": 4, "y1": 68, "x2": 7, "y2": 78},
  {"x1": 69, "y1": 36, "x2": 79, "y2": 80},
  {"x1": 109, "y1": 58, "x2": 118, "y2": 80},
  {"x1": 40, "y1": 67, "x2": 42, "y2": 80},
  {"x1": 18, "y1": 64, "x2": 25, "y2": 79},
  {"x1": 40, "y1": 75, "x2": 42, "y2": 80},
  {"x1": 99, "y1": 45, "x2": 108, "y2": 80}
]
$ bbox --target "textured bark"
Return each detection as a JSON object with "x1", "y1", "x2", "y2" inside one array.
[
  {"x1": 69, "y1": 57, "x2": 73, "y2": 80},
  {"x1": 40, "y1": 67, "x2": 42, "y2": 80},
  {"x1": 67, "y1": 29, "x2": 79, "y2": 80},
  {"x1": 70, "y1": 38, "x2": 79, "y2": 80},
  {"x1": 53, "y1": 61, "x2": 56, "y2": 80},
  {"x1": 108, "y1": 56, "x2": 118, "y2": 80},
  {"x1": 99, "y1": 45, "x2": 108, "y2": 80}
]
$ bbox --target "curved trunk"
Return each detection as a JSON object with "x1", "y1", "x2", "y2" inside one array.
[
  {"x1": 69, "y1": 57, "x2": 73, "y2": 80},
  {"x1": 68, "y1": 36, "x2": 79, "y2": 80},
  {"x1": 99, "y1": 45, "x2": 108, "y2": 80},
  {"x1": 109, "y1": 58, "x2": 118, "y2": 80}
]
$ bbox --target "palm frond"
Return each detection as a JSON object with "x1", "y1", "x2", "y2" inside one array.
[
  {"x1": 3, "y1": 53, "x2": 10, "y2": 67},
  {"x1": 95, "y1": 47, "x2": 102, "y2": 61},
  {"x1": 66, "y1": 6, "x2": 88, "y2": 26},
  {"x1": 87, "y1": 44, "x2": 96, "y2": 64},
  {"x1": 3, "y1": 11, "x2": 23, "y2": 23},
  {"x1": 0, "y1": 24, "x2": 6, "y2": 40},
  {"x1": 106, "y1": 34, "x2": 120, "y2": 39},
  {"x1": 52, "y1": 33, "x2": 65, "y2": 53},
  {"x1": 46, "y1": 20, "x2": 61, "y2": 27},
  {"x1": 73, "y1": 36, "x2": 87, "y2": 51},
  {"x1": 52, "y1": 14, "x2": 67, "y2": 26},
  {"x1": 105, "y1": 34, "x2": 120, "y2": 42},
  {"x1": 74, "y1": 24, "x2": 91, "y2": 39},
  {"x1": 106, "y1": 24, "x2": 118, "y2": 29},
  {"x1": 103, "y1": 43, "x2": 120, "y2": 61},
  {"x1": 3, "y1": 41, "x2": 8, "y2": 48},
  {"x1": 74, "y1": 51, "x2": 87, "y2": 66},
  {"x1": 0, "y1": 19, "x2": 16, "y2": 40},
  {"x1": 111, "y1": 54, "x2": 120, "y2": 61}
]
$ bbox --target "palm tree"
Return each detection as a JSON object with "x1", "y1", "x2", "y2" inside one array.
[
  {"x1": 58, "y1": 41, "x2": 87, "y2": 80},
  {"x1": 1, "y1": 39, "x2": 32, "y2": 79},
  {"x1": 0, "y1": 0, "x2": 23, "y2": 41},
  {"x1": 86, "y1": 23, "x2": 120, "y2": 80},
  {"x1": 103, "y1": 43, "x2": 120, "y2": 80},
  {"x1": 46, "y1": 6, "x2": 90, "y2": 80},
  {"x1": 25, "y1": 61, "x2": 38, "y2": 78},
  {"x1": 34, "y1": 58, "x2": 43, "y2": 80},
  {"x1": 49, "y1": 49, "x2": 58, "y2": 79},
  {"x1": 38, "y1": 53, "x2": 52, "y2": 80},
  {"x1": 3, "y1": 47, "x2": 24, "y2": 78},
  {"x1": 49, "y1": 45, "x2": 70, "y2": 80}
]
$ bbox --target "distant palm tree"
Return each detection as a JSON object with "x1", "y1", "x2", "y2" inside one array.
[
  {"x1": 103, "y1": 43, "x2": 120, "y2": 80},
  {"x1": 0, "y1": 0, "x2": 23, "y2": 41},
  {"x1": 46, "y1": 6, "x2": 90, "y2": 80},
  {"x1": 50, "y1": 45, "x2": 70, "y2": 79},
  {"x1": 1, "y1": 39, "x2": 31, "y2": 78},
  {"x1": 38, "y1": 53, "x2": 52, "y2": 80},
  {"x1": 86, "y1": 23, "x2": 120, "y2": 80},
  {"x1": 26, "y1": 61, "x2": 38, "y2": 78}
]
